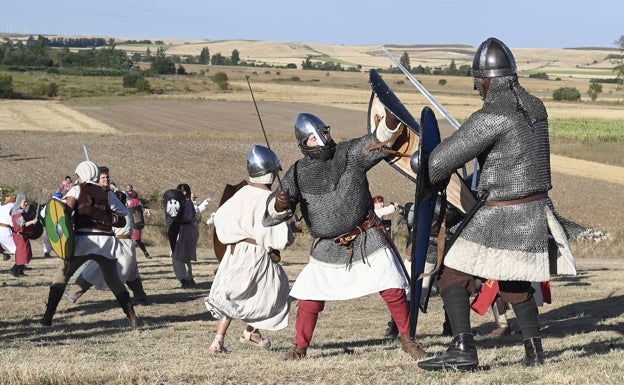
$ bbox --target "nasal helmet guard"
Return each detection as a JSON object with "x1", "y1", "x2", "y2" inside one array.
[
  {"x1": 247, "y1": 145, "x2": 280, "y2": 184},
  {"x1": 472, "y1": 37, "x2": 517, "y2": 78},
  {"x1": 295, "y1": 113, "x2": 336, "y2": 159}
]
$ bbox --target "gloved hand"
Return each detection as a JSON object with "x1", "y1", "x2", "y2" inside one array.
[{"x1": 274, "y1": 190, "x2": 291, "y2": 212}]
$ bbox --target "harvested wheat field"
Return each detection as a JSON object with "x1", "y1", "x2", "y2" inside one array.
[{"x1": 1, "y1": 68, "x2": 623, "y2": 384}]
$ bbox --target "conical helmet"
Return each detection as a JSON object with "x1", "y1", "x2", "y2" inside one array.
[{"x1": 472, "y1": 37, "x2": 517, "y2": 78}]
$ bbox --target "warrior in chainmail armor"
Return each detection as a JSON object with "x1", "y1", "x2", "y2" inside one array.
[
  {"x1": 264, "y1": 112, "x2": 427, "y2": 361},
  {"x1": 418, "y1": 37, "x2": 576, "y2": 372}
]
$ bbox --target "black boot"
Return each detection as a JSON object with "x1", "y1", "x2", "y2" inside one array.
[
  {"x1": 42, "y1": 286, "x2": 65, "y2": 326},
  {"x1": 383, "y1": 317, "x2": 399, "y2": 340},
  {"x1": 523, "y1": 337, "x2": 545, "y2": 367},
  {"x1": 418, "y1": 332, "x2": 479, "y2": 371},
  {"x1": 115, "y1": 291, "x2": 139, "y2": 328},
  {"x1": 126, "y1": 278, "x2": 149, "y2": 305},
  {"x1": 441, "y1": 309, "x2": 453, "y2": 336},
  {"x1": 17, "y1": 265, "x2": 27, "y2": 276},
  {"x1": 8, "y1": 264, "x2": 19, "y2": 277}
]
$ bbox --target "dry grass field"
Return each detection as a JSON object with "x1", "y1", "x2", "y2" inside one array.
[{"x1": 0, "y1": 41, "x2": 623, "y2": 384}]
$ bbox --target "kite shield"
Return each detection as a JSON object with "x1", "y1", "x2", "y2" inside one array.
[{"x1": 368, "y1": 69, "x2": 421, "y2": 182}]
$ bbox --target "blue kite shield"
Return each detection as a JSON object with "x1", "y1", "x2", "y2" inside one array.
[{"x1": 408, "y1": 106, "x2": 441, "y2": 338}]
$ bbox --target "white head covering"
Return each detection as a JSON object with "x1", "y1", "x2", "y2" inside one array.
[
  {"x1": 249, "y1": 173, "x2": 275, "y2": 185},
  {"x1": 75, "y1": 161, "x2": 99, "y2": 183}
]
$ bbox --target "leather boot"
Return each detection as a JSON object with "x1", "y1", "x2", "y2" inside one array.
[
  {"x1": 126, "y1": 278, "x2": 149, "y2": 305},
  {"x1": 523, "y1": 337, "x2": 545, "y2": 367},
  {"x1": 8, "y1": 264, "x2": 19, "y2": 277},
  {"x1": 418, "y1": 333, "x2": 478, "y2": 371},
  {"x1": 41, "y1": 286, "x2": 65, "y2": 326},
  {"x1": 283, "y1": 344, "x2": 307, "y2": 361},
  {"x1": 383, "y1": 317, "x2": 399, "y2": 340},
  {"x1": 66, "y1": 277, "x2": 93, "y2": 304},
  {"x1": 400, "y1": 334, "x2": 427, "y2": 360},
  {"x1": 115, "y1": 291, "x2": 139, "y2": 328}
]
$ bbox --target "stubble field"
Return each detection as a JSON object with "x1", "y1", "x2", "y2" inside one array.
[{"x1": 0, "y1": 45, "x2": 623, "y2": 384}]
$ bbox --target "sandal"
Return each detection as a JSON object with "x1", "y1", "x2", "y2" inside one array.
[
  {"x1": 239, "y1": 328, "x2": 271, "y2": 348},
  {"x1": 209, "y1": 340, "x2": 230, "y2": 354}
]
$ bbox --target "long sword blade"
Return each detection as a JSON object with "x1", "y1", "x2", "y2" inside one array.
[
  {"x1": 82, "y1": 145, "x2": 89, "y2": 161},
  {"x1": 383, "y1": 47, "x2": 461, "y2": 130},
  {"x1": 383, "y1": 47, "x2": 471, "y2": 178}
]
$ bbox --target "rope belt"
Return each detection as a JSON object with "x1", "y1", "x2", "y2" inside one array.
[
  {"x1": 484, "y1": 193, "x2": 548, "y2": 207},
  {"x1": 227, "y1": 238, "x2": 281, "y2": 263},
  {"x1": 116, "y1": 234, "x2": 132, "y2": 239}
]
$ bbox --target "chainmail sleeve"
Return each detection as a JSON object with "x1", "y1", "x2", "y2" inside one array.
[{"x1": 262, "y1": 163, "x2": 299, "y2": 227}]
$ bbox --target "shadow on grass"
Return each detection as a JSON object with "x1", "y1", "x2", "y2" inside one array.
[{"x1": 312, "y1": 289, "x2": 622, "y2": 368}]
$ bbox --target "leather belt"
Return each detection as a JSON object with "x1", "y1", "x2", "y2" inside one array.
[
  {"x1": 227, "y1": 238, "x2": 281, "y2": 263},
  {"x1": 116, "y1": 234, "x2": 132, "y2": 239},
  {"x1": 227, "y1": 238, "x2": 256, "y2": 250},
  {"x1": 332, "y1": 212, "x2": 381, "y2": 246},
  {"x1": 331, "y1": 211, "x2": 383, "y2": 264},
  {"x1": 484, "y1": 193, "x2": 548, "y2": 207},
  {"x1": 75, "y1": 231, "x2": 115, "y2": 236}
]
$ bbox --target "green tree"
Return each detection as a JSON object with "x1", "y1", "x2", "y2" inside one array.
[
  {"x1": 150, "y1": 47, "x2": 176, "y2": 74},
  {"x1": 587, "y1": 81, "x2": 603, "y2": 102},
  {"x1": 198, "y1": 47, "x2": 210, "y2": 65},
  {"x1": 553, "y1": 87, "x2": 581, "y2": 101},
  {"x1": 613, "y1": 35, "x2": 624, "y2": 89},
  {"x1": 210, "y1": 71, "x2": 229, "y2": 90},
  {"x1": 0, "y1": 74, "x2": 13, "y2": 98},
  {"x1": 123, "y1": 69, "x2": 145, "y2": 88},
  {"x1": 211, "y1": 52, "x2": 225, "y2": 65},
  {"x1": 400, "y1": 52, "x2": 411, "y2": 70},
  {"x1": 301, "y1": 56, "x2": 313, "y2": 69},
  {"x1": 230, "y1": 49, "x2": 240, "y2": 65},
  {"x1": 448, "y1": 59, "x2": 457, "y2": 75}
]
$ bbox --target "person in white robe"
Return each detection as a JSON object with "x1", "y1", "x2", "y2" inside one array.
[{"x1": 204, "y1": 145, "x2": 298, "y2": 353}]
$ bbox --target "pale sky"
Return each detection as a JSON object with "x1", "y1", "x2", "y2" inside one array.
[{"x1": 3, "y1": 0, "x2": 622, "y2": 49}]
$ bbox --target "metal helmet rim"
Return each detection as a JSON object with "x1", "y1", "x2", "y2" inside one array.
[{"x1": 472, "y1": 37, "x2": 517, "y2": 78}]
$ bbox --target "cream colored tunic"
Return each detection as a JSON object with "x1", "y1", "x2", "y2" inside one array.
[{"x1": 205, "y1": 185, "x2": 291, "y2": 331}]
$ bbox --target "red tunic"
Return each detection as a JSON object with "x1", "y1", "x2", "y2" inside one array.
[{"x1": 11, "y1": 213, "x2": 33, "y2": 266}]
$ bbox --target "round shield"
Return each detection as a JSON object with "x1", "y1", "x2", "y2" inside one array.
[
  {"x1": 45, "y1": 199, "x2": 74, "y2": 259},
  {"x1": 129, "y1": 205, "x2": 145, "y2": 230}
]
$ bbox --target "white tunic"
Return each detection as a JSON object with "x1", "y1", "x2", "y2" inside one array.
[
  {"x1": 79, "y1": 204, "x2": 139, "y2": 289},
  {"x1": 289, "y1": 247, "x2": 409, "y2": 301},
  {"x1": 205, "y1": 185, "x2": 291, "y2": 331},
  {"x1": 0, "y1": 203, "x2": 16, "y2": 254}
]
